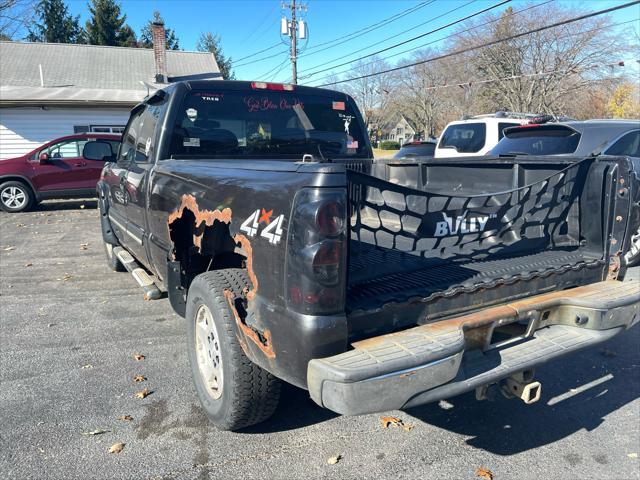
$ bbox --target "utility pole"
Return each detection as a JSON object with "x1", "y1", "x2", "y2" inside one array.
[{"x1": 281, "y1": 1, "x2": 307, "y2": 84}]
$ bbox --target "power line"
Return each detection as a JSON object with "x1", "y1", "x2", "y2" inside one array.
[
  {"x1": 232, "y1": 42, "x2": 284, "y2": 65},
  {"x1": 402, "y1": 60, "x2": 627, "y2": 93},
  {"x1": 232, "y1": 0, "x2": 434, "y2": 70},
  {"x1": 316, "y1": 0, "x2": 640, "y2": 87},
  {"x1": 308, "y1": 0, "x2": 555, "y2": 86},
  {"x1": 298, "y1": 1, "x2": 436, "y2": 57},
  {"x1": 299, "y1": 0, "x2": 510, "y2": 80}
]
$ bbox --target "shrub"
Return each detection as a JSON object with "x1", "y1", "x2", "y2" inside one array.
[{"x1": 379, "y1": 141, "x2": 400, "y2": 150}]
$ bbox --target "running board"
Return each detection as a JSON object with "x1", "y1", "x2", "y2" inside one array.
[{"x1": 113, "y1": 246, "x2": 162, "y2": 300}]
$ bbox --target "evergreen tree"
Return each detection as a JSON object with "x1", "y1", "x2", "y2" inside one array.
[
  {"x1": 85, "y1": 0, "x2": 132, "y2": 46},
  {"x1": 27, "y1": 0, "x2": 84, "y2": 43},
  {"x1": 139, "y1": 11, "x2": 179, "y2": 50},
  {"x1": 196, "y1": 32, "x2": 233, "y2": 80}
]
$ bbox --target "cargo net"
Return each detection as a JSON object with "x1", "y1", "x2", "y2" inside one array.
[{"x1": 348, "y1": 160, "x2": 590, "y2": 261}]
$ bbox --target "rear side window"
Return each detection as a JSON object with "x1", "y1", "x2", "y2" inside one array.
[
  {"x1": 491, "y1": 126, "x2": 581, "y2": 156},
  {"x1": 604, "y1": 130, "x2": 640, "y2": 158},
  {"x1": 118, "y1": 109, "x2": 144, "y2": 165},
  {"x1": 498, "y1": 122, "x2": 520, "y2": 139},
  {"x1": 134, "y1": 105, "x2": 161, "y2": 163},
  {"x1": 438, "y1": 123, "x2": 486, "y2": 153}
]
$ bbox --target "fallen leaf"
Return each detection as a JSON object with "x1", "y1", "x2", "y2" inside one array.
[
  {"x1": 476, "y1": 467, "x2": 494, "y2": 480},
  {"x1": 327, "y1": 454, "x2": 342, "y2": 465},
  {"x1": 134, "y1": 388, "x2": 152, "y2": 399},
  {"x1": 82, "y1": 428, "x2": 109, "y2": 436},
  {"x1": 47, "y1": 323, "x2": 55, "y2": 328},
  {"x1": 133, "y1": 353, "x2": 146, "y2": 361},
  {"x1": 118, "y1": 415, "x2": 133, "y2": 422},
  {"x1": 24, "y1": 262, "x2": 33, "y2": 267},
  {"x1": 108, "y1": 442, "x2": 125, "y2": 454},
  {"x1": 379, "y1": 416, "x2": 413, "y2": 431},
  {"x1": 133, "y1": 375, "x2": 147, "y2": 383},
  {"x1": 61, "y1": 273, "x2": 73, "y2": 282},
  {"x1": 81, "y1": 364, "x2": 93, "y2": 369},
  {"x1": 628, "y1": 453, "x2": 638, "y2": 459},
  {"x1": 80, "y1": 204, "x2": 85, "y2": 209},
  {"x1": 79, "y1": 243, "x2": 88, "y2": 250},
  {"x1": 3, "y1": 246, "x2": 15, "y2": 251}
]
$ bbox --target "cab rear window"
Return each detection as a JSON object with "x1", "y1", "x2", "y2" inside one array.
[
  {"x1": 491, "y1": 125, "x2": 581, "y2": 156},
  {"x1": 438, "y1": 123, "x2": 486, "y2": 153},
  {"x1": 169, "y1": 90, "x2": 367, "y2": 159}
]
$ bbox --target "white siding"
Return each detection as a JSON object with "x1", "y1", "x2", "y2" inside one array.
[{"x1": 0, "y1": 107, "x2": 130, "y2": 159}]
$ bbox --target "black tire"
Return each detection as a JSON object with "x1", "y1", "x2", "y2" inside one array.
[
  {"x1": 186, "y1": 269, "x2": 281, "y2": 431},
  {"x1": 0, "y1": 181, "x2": 34, "y2": 213},
  {"x1": 103, "y1": 241, "x2": 126, "y2": 272}
]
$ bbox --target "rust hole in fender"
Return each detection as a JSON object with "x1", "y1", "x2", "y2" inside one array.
[{"x1": 167, "y1": 194, "x2": 274, "y2": 358}]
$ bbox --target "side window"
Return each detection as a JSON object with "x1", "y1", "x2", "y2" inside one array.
[
  {"x1": 498, "y1": 122, "x2": 519, "y2": 139},
  {"x1": 45, "y1": 140, "x2": 83, "y2": 158},
  {"x1": 118, "y1": 109, "x2": 144, "y2": 165},
  {"x1": 134, "y1": 105, "x2": 161, "y2": 163},
  {"x1": 604, "y1": 130, "x2": 640, "y2": 158}
]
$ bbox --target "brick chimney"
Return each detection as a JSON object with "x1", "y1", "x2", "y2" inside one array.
[{"x1": 151, "y1": 19, "x2": 167, "y2": 83}]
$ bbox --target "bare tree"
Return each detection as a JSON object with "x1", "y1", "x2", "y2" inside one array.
[
  {"x1": 340, "y1": 57, "x2": 395, "y2": 130},
  {"x1": 449, "y1": 3, "x2": 630, "y2": 115},
  {"x1": 391, "y1": 50, "x2": 453, "y2": 138},
  {"x1": 0, "y1": 0, "x2": 36, "y2": 40}
]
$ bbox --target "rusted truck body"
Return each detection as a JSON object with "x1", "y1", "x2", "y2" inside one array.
[{"x1": 98, "y1": 80, "x2": 639, "y2": 430}]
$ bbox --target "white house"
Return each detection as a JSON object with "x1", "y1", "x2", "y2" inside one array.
[
  {"x1": 379, "y1": 115, "x2": 417, "y2": 146},
  {"x1": 0, "y1": 22, "x2": 220, "y2": 160}
]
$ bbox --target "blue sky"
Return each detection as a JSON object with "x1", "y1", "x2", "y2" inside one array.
[{"x1": 64, "y1": 0, "x2": 640, "y2": 83}]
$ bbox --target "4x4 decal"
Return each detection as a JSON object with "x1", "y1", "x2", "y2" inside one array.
[{"x1": 240, "y1": 208, "x2": 285, "y2": 245}]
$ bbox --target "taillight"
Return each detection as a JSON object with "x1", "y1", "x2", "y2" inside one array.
[
  {"x1": 285, "y1": 188, "x2": 347, "y2": 315},
  {"x1": 251, "y1": 81, "x2": 294, "y2": 91},
  {"x1": 316, "y1": 202, "x2": 344, "y2": 236}
]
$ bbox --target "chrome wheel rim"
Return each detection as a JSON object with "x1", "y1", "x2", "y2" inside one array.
[
  {"x1": 1, "y1": 186, "x2": 27, "y2": 209},
  {"x1": 194, "y1": 304, "x2": 223, "y2": 399}
]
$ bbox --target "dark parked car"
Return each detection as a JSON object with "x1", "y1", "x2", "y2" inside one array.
[
  {"x1": 0, "y1": 133, "x2": 121, "y2": 212},
  {"x1": 99, "y1": 80, "x2": 638, "y2": 431},
  {"x1": 490, "y1": 120, "x2": 639, "y2": 157},
  {"x1": 393, "y1": 140, "x2": 436, "y2": 159}
]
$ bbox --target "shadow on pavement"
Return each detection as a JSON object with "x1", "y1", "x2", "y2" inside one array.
[
  {"x1": 241, "y1": 382, "x2": 338, "y2": 434},
  {"x1": 405, "y1": 326, "x2": 640, "y2": 455},
  {"x1": 36, "y1": 199, "x2": 97, "y2": 211}
]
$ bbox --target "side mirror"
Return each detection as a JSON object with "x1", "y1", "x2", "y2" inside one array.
[{"x1": 39, "y1": 153, "x2": 49, "y2": 164}]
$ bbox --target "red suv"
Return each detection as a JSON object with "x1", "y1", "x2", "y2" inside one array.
[{"x1": 0, "y1": 133, "x2": 121, "y2": 212}]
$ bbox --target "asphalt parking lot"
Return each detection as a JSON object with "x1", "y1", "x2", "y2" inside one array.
[{"x1": 1, "y1": 201, "x2": 639, "y2": 480}]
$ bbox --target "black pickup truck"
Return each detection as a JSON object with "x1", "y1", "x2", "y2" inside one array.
[{"x1": 98, "y1": 80, "x2": 640, "y2": 431}]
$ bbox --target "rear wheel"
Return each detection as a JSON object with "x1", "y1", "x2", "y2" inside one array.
[
  {"x1": 186, "y1": 269, "x2": 281, "y2": 431},
  {"x1": 0, "y1": 181, "x2": 34, "y2": 213}
]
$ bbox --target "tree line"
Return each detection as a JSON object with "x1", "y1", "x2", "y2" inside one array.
[
  {"x1": 328, "y1": 3, "x2": 639, "y2": 138},
  {"x1": 0, "y1": 0, "x2": 233, "y2": 79}
]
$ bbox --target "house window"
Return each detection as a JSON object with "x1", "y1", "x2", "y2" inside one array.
[
  {"x1": 74, "y1": 125, "x2": 125, "y2": 134},
  {"x1": 90, "y1": 125, "x2": 125, "y2": 134},
  {"x1": 396, "y1": 127, "x2": 402, "y2": 135}
]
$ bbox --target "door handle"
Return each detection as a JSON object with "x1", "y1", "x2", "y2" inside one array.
[{"x1": 74, "y1": 161, "x2": 87, "y2": 167}]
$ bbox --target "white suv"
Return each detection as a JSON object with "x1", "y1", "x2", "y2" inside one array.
[{"x1": 434, "y1": 113, "x2": 530, "y2": 158}]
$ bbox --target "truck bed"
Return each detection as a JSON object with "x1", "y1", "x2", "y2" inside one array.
[
  {"x1": 347, "y1": 243, "x2": 603, "y2": 312},
  {"x1": 345, "y1": 156, "x2": 629, "y2": 323}
]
